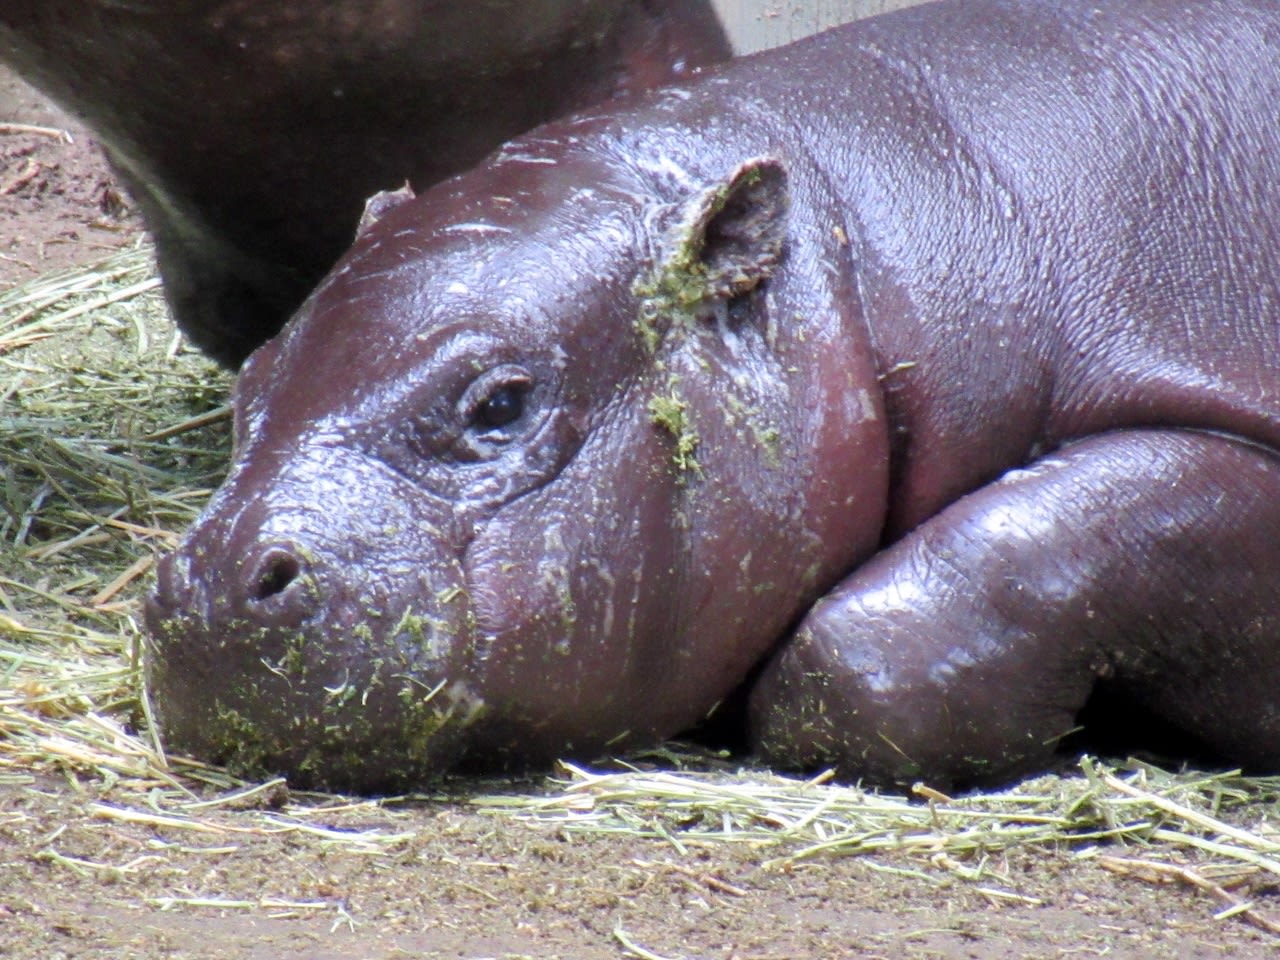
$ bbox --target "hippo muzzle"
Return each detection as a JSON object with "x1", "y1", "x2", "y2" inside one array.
[{"x1": 145, "y1": 444, "x2": 485, "y2": 790}]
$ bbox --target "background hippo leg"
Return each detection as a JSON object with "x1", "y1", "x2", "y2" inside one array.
[{"x1": 750, "y1": 429, "x2": 1280, "y2": 790}]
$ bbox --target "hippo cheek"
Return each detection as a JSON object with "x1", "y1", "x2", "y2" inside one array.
[
  {"x1": 144, "y1": 463, "x2": 484, "y2": 791},
  {"x1": 456, "y1": 476, "x2": 693, "y2": 758}
]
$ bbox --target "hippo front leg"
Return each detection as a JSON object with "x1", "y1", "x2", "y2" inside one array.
[{"x1": 750, "y1": 429, "x2": 1280, "y2": 790}]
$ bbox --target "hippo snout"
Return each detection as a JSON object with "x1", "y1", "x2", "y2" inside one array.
[
  {"x1": 149, "y1": 541, "x2": 316, "y2": 636},
  {"x1": 144, "y1": 459, "x2": 486, "y2": 791}
]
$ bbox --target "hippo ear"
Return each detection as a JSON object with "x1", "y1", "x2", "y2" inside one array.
[
  {"x1": 658, "y1": 157, "x2": 789, "y2": 302},
  {"x1": 355, "y1": 181, "x2": 416, "y2": 239}
]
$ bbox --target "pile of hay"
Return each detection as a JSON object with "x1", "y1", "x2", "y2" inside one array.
[{"x1": 1, "y1": 243, "x2": 232, "y2": 790}]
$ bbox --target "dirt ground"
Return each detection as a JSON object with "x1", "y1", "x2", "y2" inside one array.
[
  {"x1": 7, "y1": 766, "x2": 1280, "y2": 960},
  {"x1": 0, "y1": 73, "x2": 138, "y2": 287},
  {"x1": 4, "y1": 65, "x2": 1280, "y2": 959}
]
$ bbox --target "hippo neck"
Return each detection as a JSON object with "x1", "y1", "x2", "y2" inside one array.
[
  {"x1": 720, "y1": 21, "x2": 1060, "y2": 540},
  {"x1": 733, "y1": 36, "x2": 1067, "y2": 541}
]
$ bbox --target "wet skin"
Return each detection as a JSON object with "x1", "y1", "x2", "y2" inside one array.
[
  {"x1": 147, "y1": 0, "x2": 1280, "y2": 792},
  {"x1": 0, "y1": 0, "x2": 729, "y2": 367}
]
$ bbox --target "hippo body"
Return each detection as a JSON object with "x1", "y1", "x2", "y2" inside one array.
[
  {"x1": 147, "y1": 0, "x2": 1280, "y2": 792},
  {"x1": 0, "y1": 0, "x2": 729, "y2": 367}
]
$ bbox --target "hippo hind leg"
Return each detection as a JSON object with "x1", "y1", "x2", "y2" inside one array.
[{"x1": 749, "y1": 429, "x2": 1280, "y2": 790}]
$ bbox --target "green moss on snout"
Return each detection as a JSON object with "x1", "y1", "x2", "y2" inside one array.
[
  {"x1": 207, "y1": 701, "x2": 274, "y2": 779},
  {"x1": 390, "y1": 609, "x2": 430, "y2": 648},
  {"x1": 272, "y1": 632, "x2": 309, "y2": 678},
  {"x1": 190, "y1": 665, "x2": 489, "y2": 787},
  {"x1": 436, "y1": 586, "x2": 467, "y2": 605},
  {"x1": 146, "y1": 559, "x2": 493, "y2": 786}
]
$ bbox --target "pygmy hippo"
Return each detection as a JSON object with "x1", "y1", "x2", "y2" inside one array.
[
  {"x1": 146, "y1": 0, "x2": 1280, "y2": 793},
  {"x1": 0, "y1": 0, "x2": 729, "y2": 367}
]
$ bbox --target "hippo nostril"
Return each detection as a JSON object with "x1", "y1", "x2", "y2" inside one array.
[
  {"x1": 250, "y1": 549, "x2": 303, "y2": 602},
  {"x1": 237, "y1": 545, "x2": 317, "y2": 627}
]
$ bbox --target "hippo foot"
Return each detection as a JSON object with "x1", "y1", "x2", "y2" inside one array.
[{"x1": 750, "y1": 429, "x2": 1280, "y2": 790}]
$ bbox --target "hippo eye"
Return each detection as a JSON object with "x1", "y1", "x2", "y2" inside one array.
[
  {"x1": 475, "y1": 385, "x2": 525, "y2": 429},
  {"x1": 460, "y1": 366, "x2": 534, "y2": 437}
]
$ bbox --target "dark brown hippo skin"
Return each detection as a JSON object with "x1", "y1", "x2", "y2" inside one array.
[
  {"x1": 145, "y1": 0, "x2": 1280, "y2": 792},
  {"x1": 0, "y1": 1, "x2": 729, "y2": 368}
]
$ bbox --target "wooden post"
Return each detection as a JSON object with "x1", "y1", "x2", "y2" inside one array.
[{"x1": 711, "y1": 0, "x2": 930, "y2": 53}]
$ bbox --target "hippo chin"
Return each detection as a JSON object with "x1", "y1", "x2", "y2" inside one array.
[
  {"x1": 0, "y1": 0, "x2": 728, "y2": 367},
  {"x1": 148, "y1": 0, "x2": 1280, "y2": 793}
]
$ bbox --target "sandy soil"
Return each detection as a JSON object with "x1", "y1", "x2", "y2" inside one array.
[{"x1": 3, "y1": 64, "x2": 1280, "y2": 959}]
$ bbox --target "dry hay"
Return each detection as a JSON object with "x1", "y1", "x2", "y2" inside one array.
[{"x1": 2, "y1": 247, "x2": 1280, "y2": 936}]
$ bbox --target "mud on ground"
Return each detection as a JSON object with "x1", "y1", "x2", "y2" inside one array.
[{"x1": 3, "y1": 65, "x2": 1280, "y2": 959}]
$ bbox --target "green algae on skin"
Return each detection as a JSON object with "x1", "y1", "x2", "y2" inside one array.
[
  {"x1": 201, "y1": 670, "x2": 487, "y2": 787},
  {"x1": 274, "y1": 632, "x2": 310, "y2": 679},
  {"x1": 389, "y1": 608, "x2": 430, "y2": 647},
  {"x1": 557, "y1": 587, "x2": 577, "y2": 651},
  {"x1": 208, "y1": 701, "x2": 275, "y2": 779},
  {"x1": 633, "y1": 157, "x2": 784, "y2": 353},
  {"x1": 648, "y1": 388, "x2": 701, "y2": 477},
  {"x1": 633, "y1": 262, "x2": 710, "y2": 354},
  {"x1": 387, "y1": 604, "x2": 473, "y2": 659},
  {"x1": 723, "y1": 392, "x2": 784, "y2": 468},
  {"x1": 148, "y1": 602, "x2": 488, "y2": 787},
  {"x1": 400, "y1": 677, "x2": 487, "y2": 753}
]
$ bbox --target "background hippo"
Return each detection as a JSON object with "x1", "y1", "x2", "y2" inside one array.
[
  {"x1": 146, "y1": 0, "x2": 1280, "y2": 793},
  {"x1": 0, "y1": 0, "x2": 728, "y2": 367}
]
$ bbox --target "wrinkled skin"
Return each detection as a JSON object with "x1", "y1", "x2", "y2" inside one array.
[
  {"x1": 0, "y1": 0, "x2": 729, "y2": 367},
  {"x1": 148, "y1": 0, "x2": 1280, "y2": 792}
]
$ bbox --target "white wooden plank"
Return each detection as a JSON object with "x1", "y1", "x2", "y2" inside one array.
[{"x1": 711, "y1": 0, "x2": 932, "y2": 53}]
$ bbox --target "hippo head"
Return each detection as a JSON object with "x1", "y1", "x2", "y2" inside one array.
[{"x1": 145, "y1": 128, "x2": 887, "y2": 791}]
